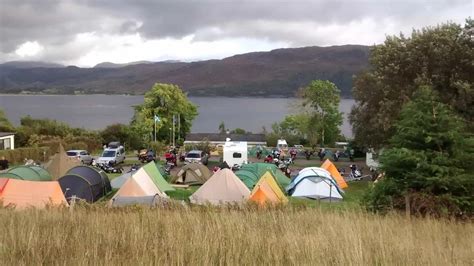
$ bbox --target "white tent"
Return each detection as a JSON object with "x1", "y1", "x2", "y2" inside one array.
[
  {"x1": 287, "y1": 167, "x2": 343, "y2": 201},
  {"x1": 111, "y1": 171, "x2": 134, "y2": 189}
]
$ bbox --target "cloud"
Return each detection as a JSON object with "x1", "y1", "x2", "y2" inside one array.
[{"x1": 0, "y1": 0, "x2": 471, "y2": 66}]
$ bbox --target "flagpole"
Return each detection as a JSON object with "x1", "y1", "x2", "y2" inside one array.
[
  {"x1": 172, "y1": 114, "x2": 175, "y2": 147},
  {"x1": 154, "y1": 113, "x2": 156, "y2": 142}
]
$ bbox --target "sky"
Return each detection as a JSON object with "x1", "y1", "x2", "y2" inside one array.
[{"x1": 0, "y1": 0, "x2": 472, "y2": 67}]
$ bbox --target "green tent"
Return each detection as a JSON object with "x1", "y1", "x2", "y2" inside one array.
[
  {"x1": 234, "y1": 170, "x2": 260, "y2": 189},
  {"x1": 248, "y1": 146, "x2": 271, "y2": 157},
  {"x1": 236, "y1": 163, "x2": 290, "y2": 190},
  {"x1": 155, "y1": 162, "x2": 170, "y2": 181},
  {"x1": 142, "y1": 162, "x2": 175, "y2": 192},
  {"x1": 7, "y1": 166, "x2": 52, "y2": 181}
]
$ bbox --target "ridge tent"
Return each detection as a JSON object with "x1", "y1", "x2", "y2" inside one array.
[
  {"x1": 44, "y1": 144, "x2": 81, "y2": 180},
  {"x1": 110, "y1": 195, "x2": 163, "y2": 207},
  {"x1": 142, "y1": 162, "x2": 174, "y2": 192},
  {"x1": 321, "y1": 159, "x2": 348, "y2": 189},
  {"x1": 111, "y1": 171, "x2": 134, "y2": 189},
  {"x1": 251, "y1": 171, "x2": 288, "y2": 203},
  {"x1": 189, "y1": 168, "x2": 250, "y2": 205},
  {"x1": 7, "y1": 165, "x2": 52, "y2": 181},
  {"x1": 58, "y1": 166, "x2": 111, "y2": 203},
  {"x1": 172, "y1": 163, "x2": 212, "y2": 185},
  {"x1": 287, "y1": 168, "x2": 343, "y2": 201},
  {"x1": 111, "y1": 167, "x2": 168, "y2": 200},
  {"x1": 237, "y1": 163, "x2": 290, "y2": 190},
  {"x1": 0, "y1": 173, "x2": 22, "y2": 179},
  {"x1": 0, "y1": 178, "x2": 68, "y2": 209}
]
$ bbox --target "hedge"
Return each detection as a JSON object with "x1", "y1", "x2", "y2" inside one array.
[{"x1": 0, "y1": 147, "x2": 52, "y2": 164}]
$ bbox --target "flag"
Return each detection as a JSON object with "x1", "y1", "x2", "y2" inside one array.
[{"x1": 154, "y1": 115, "x2": 160, "y2": 123}]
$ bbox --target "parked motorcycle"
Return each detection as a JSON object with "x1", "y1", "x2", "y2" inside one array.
[
  {"x1": 256, "y1": 150, "x2": 262, "y2": 160},
  {"x1": 165, "y1": 151, "x2": 177, "y2": 166},
  {"x1": 264, "y1": 154, "x2": 274, "y2": 163},
  {"x1": 137, "y1": 149, "x2": 156, "y2": 163},
  {"x1": 164, "y1": 161, "x2": 175, "y2": 175},
  {"x1": 128, "y1": 163, "x2": 140, "y2": 172},
  {"x1": 289, "y1": 149, "x2": 297, "y2": 162},
  {"x1": 304, "y1": 150, "x2": 314, "y2": 160},
  {"x1": 348, "y1": 164, "x2": 363, "y2": 181},
  {"x1": 97, "y1": 162, "x2": 123, "y2": 174}
]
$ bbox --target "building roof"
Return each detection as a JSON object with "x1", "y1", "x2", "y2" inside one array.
[
  {"x1": 185, "y1": 133, "x2": 266, "y2": 143},
  {"x1": 0, "y1": 132, "x2": 14, "y2": 138}
]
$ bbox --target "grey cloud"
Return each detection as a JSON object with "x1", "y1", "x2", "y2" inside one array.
[{"x1": 0, "y1": 0, "x2": 471, "y2": 62}]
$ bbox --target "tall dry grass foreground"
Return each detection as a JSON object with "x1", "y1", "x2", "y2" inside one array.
[{"x1": 0, "y1": 205, "x2": 472, "y2": 265}]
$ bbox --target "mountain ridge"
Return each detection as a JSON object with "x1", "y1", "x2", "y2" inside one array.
[{"x1": 0, "y1": 45, "x2": 370, "y2": 97}]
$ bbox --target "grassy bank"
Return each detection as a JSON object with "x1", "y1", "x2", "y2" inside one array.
[{"x1": 0, "y1": 206, "x2": 472, "y2": 265}]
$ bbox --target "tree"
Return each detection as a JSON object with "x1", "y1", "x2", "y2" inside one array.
[
  {"x1": 0, "y1": 109, "x2": 14, "y2": 132},
  {"x1": 131, "y1": 83, "x2": 198, "y2": 144},
  {"x1": 300, "y1": 80, "x2": 343, "y2": 146},
  {"x1": 218, "y1": 121, "x2": 226, "y2": 134},
  {"x1": 100, "y1": 123, "x2": 143, "y2": 150},
  {"x1": 364, "y1": 87, "x2": 474, "y2": 217},
  {"x1": 350, "y1": 19, "x2": 474, "y2": 148}
]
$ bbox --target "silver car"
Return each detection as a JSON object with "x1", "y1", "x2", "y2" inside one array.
[
  {"x1": 184, "y1": 150, "x2": 209, "y2": 165},
  {"x1": 96, "y1": 147, "x2": 126, "y2": 165},
  {"x1": 66, "y1": 150, "x2": 93, "y2": 165}
]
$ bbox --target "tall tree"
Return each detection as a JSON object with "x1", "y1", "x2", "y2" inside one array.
[
  {"x1": 364, "y1": 87, "x2": 474, "y2": 217},
  {"x1": 131, "y1": 83, "x2": 198, "y2": 144},
  {"x1": 350, "y1": 19, "x2": 474, "y2": 148},
  {"x1": 301, "y1": 80, "x2": 343, "y2": 146},
  {"x1": 0, "y1": 109, "x2": 14, "y2": 132}
]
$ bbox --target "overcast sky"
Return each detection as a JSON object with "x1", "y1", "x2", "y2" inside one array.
[{"x1": 0, "y1": 0, "x2": 471, "y2": 67}]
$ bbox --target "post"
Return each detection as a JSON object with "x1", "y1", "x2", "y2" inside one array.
[
  {"x1": 172, "y1": 114, "x2": 175, "y2": 147},
  {"x1": 329, "y1": 182, "x2": 332, "y2": 203},
  {"x1": 154, "y1": 111, "x2": 157, "y2": 142},
  {"x1": 177, "y1": 113, "x2": 181, "y2": 144}
]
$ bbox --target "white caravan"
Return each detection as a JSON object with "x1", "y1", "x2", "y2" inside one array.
[{"x1": 223, "y1": 140, "x2": 248, "y2": 167}]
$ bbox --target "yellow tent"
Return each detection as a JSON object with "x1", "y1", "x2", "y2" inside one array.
[
  {"x1": 250, "y1": 171, "x2": 288, "y2": 204},
  {"x1": 321, "y1": 159, "x2": 348, "y2": 189}
]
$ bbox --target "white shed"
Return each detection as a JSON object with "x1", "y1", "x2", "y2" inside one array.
[
  {"x1": 0, "y1": 132, "x2": 14, "y2": 150},
  {"x1": 223, "y1": 140, "x2": 248, "y2": 167}
]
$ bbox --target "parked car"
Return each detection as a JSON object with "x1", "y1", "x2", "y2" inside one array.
[
  {"x1": 96, "y1": 147, "x2": 126, "y2": 165},
  {"x1": 184, "y1": 150, "x2": 209, "y2": 165},
  {"x1": 66, "y1": 150, "x2": 93, "y2": 165}
]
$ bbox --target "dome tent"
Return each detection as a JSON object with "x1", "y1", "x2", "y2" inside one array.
[
  {"x1": 236, "y1": 163, "x2": 290, "y2": 190},
  {"x1": 172, "y1": 163, "x2": 212, "y2": 185},
  {"x1": 287, "y1": 167, "x2": 344, "y2": 201},
  {"x1": 58, "y1": 166, "x2": 111, "y2": 203},
  {"x1": 7, "y1": 166, "x2": 52, "y2": 181}
]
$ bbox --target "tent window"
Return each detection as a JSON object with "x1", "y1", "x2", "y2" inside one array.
[{"x1": 233, "y1": 152, "x2": 242, "y2": 158}]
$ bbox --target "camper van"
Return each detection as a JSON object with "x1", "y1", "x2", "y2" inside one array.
[
  {"x1": 223, "y1": 141, "x2": 248, "y2": 168},
  {"x1": 277, "y1": 139, "x2": 288, "y2": 152}
]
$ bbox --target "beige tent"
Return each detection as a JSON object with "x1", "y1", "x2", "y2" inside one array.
[
  {"x1": 110, "y1": 167, "x2": 168, "y2": 204},
  {"x1": 189, "y1": 168, "x2": 250, "y2": 205},
  {"x1": 172, "y1": 163, "x2": 212, "y2": 184},
  {"x1": 44, "y1": 144, "x2": 80, "y2": 180}
]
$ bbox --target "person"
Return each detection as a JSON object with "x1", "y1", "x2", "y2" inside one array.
[
  {"x1": 333, "y1": 150, "x2": 340, "y2": 162},
  {"x1": 349, "y1": 148, "x2": 355, "y2": 162},
  {"x1": 318, "y1": 148, "x2": 325, "y2": 161},
  {"x1": 0, "y1": 156, "x2": 9, "y2": 170}
]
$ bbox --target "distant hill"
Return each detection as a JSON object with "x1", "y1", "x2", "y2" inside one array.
[
  {"x1": 0, "y1": 45, "x2": 370, "y2": 97},
  {"x1": 94, "y1": 61, "x2": 153, "y2": 68},
  {"x1": 1, "y1": 61, "x2": 64, "y2": 69}
]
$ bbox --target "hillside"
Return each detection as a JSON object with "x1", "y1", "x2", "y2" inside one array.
[{"x1": 0, "y1": 45, "x2": 370, "y2": 97}]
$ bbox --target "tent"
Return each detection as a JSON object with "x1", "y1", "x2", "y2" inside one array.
[
  {"x1": 0, "y1": 178, "x2": 68, "y2": 209},
  {"x1": 172, "y1": 163, "x2": 212, "y2": 184},
  {"x1": 111, "y1": 171, "x2": 134, "y2": 189},
  {"x1": 287, "y1": 168, "x2": 343, "y2": 201},
  {"x1": 110, "y1": 195, "x2": 163, "y2": 207},
  {"x1": 141, "y1": 162, "x2": 174, "y2": 192},
  {"x1": 189, "y1": 168, "x2": 250, "y2": 205},
  {"x1": 7, "y1": 166, "x2": 52, "y2": 181},
  {"x1": 249, "y1": 171, "x2": 288, "y2": 205},
  {"x1": 321, "y1": 159, "x2": 348, "y2": 189},
  {"x1": 44, "y1": 144, "x2": 81, "y2": 179},
  {"x1": 236, "y1": 163, "x2": 290, "y2": 190},
  {"x1": 57, "y1": 166, "x2": 111, "y2": 203},
  {"x1": 111, "y1": 167, "x2": 168, "y2": 200}
]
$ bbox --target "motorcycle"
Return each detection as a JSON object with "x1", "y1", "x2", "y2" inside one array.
[
  {"x1": 164, "y1": 161, "x2": 175, "y2": 175},
  {"x1": 97, "y1": 162, "x2": 123, "y2": 174},
  {"x1": 256, "y1": 150, "x2": 262, "y2": 160},
  {"x1": 128, "y1": 163, "x2": 140, "y2": 172},
  {"x1": 137, "y1": 149, "x2": 156, "y2": 163},
  {"x1": 264, "y1": 154, "x2": 274, "y2": 163},
  {"x1": 165, "y1": 151, "x2": 177, "y2": 166},
  {"x1": 289, "y1": 149, "x2": 297, "y2": 162},
  {"x1": 304, "y1": 150, "x2": 314, "y2": 160},
  {"x1": 348, "y1": 164, "x2": 363, "y2": 181},
  {"x1": 276, "y1": 159, "x2": 291, "y2": 178}
]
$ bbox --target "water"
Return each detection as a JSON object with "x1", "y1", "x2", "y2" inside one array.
[{"x1": 0, "y1": 95, "x2": 355, "y2": 137}]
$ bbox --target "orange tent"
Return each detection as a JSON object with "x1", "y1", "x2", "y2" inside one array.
[
  {"x1": 249, "y1": 185, "x2": 280, "y2": 205},
  {"x1": 0, "y1": 178, "x2": 68, "y2": 209},
  {"x1": 321, "y1": 159, "x2": 348, "y2": 189}
]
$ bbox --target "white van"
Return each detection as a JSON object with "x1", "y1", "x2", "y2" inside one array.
[
  {"x1": 223, "y1": 141, "x2": 248, "y2": 167},
  {"x1": 277, "y1": 139, "x2": 288, "y2": 152}
]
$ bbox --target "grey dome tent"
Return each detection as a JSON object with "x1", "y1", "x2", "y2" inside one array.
[{"x1": 58, "y1": 166, "x2": 111, "y2": 203}]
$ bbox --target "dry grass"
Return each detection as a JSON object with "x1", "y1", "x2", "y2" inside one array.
[{"x1": 0, "y1": 205, "x2": 473, "y2": 265}]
